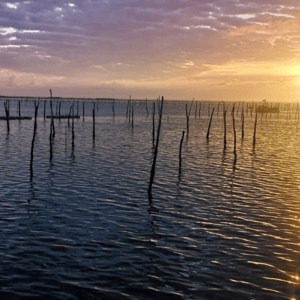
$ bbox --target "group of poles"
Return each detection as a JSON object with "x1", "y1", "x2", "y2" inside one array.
[{"x1": 1, "y1": 93, "x2": 295, "y2": 197}]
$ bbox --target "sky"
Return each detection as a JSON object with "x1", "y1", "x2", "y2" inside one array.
[{"x1": 0, "y1": 0, "x2": 300, "y2": 101}]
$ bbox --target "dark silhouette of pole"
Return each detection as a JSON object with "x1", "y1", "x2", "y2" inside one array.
[
  {"x1": 152, "y1": 102, "x2": 155, "y2": 145},
  {"x1": 179, "y1": 130, "x2": 185, "y2": 174},
  {"x1": 253, "y1": 109, "x2": 258, "y2": 149},
  {"x1": 232, "y1": 105, "x2": 237, "y2": 162},
  {"x1": 223, "y1": 104, "x2": 227, "y2": 149},
  {"x1": 44, "y1": 100, "x2": 46, "y2": 120},
  {"x1": 93, "y1": 102, "x2": 95, "y2": 140},
  {"x1": 148, "y1": 96, "x2": 164, "y2": 199},
  {"x1": 146, "y1": 98, "x2": 149, "y2": 116},
  {"x1": 72, "y1": 105, "x2": 75, "y2": 148},
  {"x1": 241, "y1": 108, "x2": 245, "y2": 140},
  {"x1": 206, "y1": 107, "x2": 215, "y2": 140},
  {"x1": 4, "y1": 99, "x2": 10, "y2": 134},
  {"x1": 18, "y1": 100, "x2": 21, "y2": 117},
  {"x1": 83, "y1": 101, "x2": 85, "y2": 121},
  {"x1": 30, "y1": 101, "x2": 39, "y2": 180}
]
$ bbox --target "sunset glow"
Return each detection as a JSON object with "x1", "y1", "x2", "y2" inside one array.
[{"x1": 0, "y1": 0, "x2": 300, "y2": 100}]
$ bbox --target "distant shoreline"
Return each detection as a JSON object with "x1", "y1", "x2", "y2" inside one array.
[
  {"x1": 0, "y1": 95, "x2": 117, "y2": 101},
  {"x1": 0, "y1": 96, "x2": 282, "y2": 103}
]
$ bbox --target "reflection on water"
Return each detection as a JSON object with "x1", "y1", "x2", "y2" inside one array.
[{"x1": 0, "y1": 99, "x2": 299, "y2": 299}]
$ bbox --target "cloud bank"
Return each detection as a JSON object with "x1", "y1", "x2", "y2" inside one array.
[{"x1": 0, "y1": 0, "x2": 299, "y2": 100}]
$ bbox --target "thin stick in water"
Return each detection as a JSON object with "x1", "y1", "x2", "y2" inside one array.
[
  {"x1": 148, "y1": 97, "x2": 164, "y2": 199},
  {"x1": 253, "y1": 109, "x2": 258, "y2": 149},
  {"x1": 232, "y1": 105, "x2": 237, "y2": 162},
  {"x1": 179, "y1": 130, "x2": 185, "y2": 173},
  {"x1": 206, "y1": 107, "x2": 215, "y2": 140},
  {"x1": 30, "y1": 101, "x2": 39, "y2": 180},
  {"x1": 93, "y1": 102, "x2": 95, "y2": 140},
  {"x1": 223, "y1": 105, "x2": 227, "y2": 149}
]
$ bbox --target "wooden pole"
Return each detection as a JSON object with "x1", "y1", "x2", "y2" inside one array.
[
  {"x1": 68, "y1": 104, "x2": 73, "y2": 127},
  {"x1": 4, "y1": 100, "x2": 10, "y2": 134},
  {"x1": 93, "y1": 102, "x2": 95, "y2": 140},
  {"x1": 44, "y1": 100, "x2": 46, "y2": 120},
  {"x1": 206, "y1": 107, "x2": 215, "y2": 140},
  {"x1": 83, "y1": 101, "x2": 85, "y2": 121},
  {"x1": 59, "y1": 102, "x2": 61, "y2": 120},
  {"x1": 186, "y1": 104, "x2": 189, "y2": 134},
  {"x1": 198, "y1": 102, "x2": 201, "y2": 118},
  {"x1": 223, "y1": 104, "x2": 227, "y2": 149},
  {"x1": 18, "y1": 100, "x2": 21, "y2": 117},
  {"x1": 55, "y1": 101, "x2": 58, "y2": 115},
  {"x1": 146, "y1": 98, "x2": 149, "y2": 116},
  {"x1": 72, "y1": 105, "x2": 75, "y2": 148},
  {"x1": 49, "y1": 90, "x2": 54, "y2": 161},
  {"x1": 148, "y1": 96, "x2": 164, "y2": 199},
  {"x1": 131, "y1": 103, "x2": 134, "y2": 127},
  {"x1": 128, "y1": 96, "x2": 131, "y2": 124},
  {"x1": 241, "y1": 108, "x2": 244, "y2": 141},
  {"x1": 50, "y1": 92, "x2": 55, "y2": 138},
  {"x1": 152, "y1": 102, "x2": 155, "y2": 145},
  {"x1": 126, "y1": 100, "x2": 129, "y2": 119},
  {"x1": 232, "y1": 105, "x2": 237, "y2": 162},
  {"x1": 30, "y1": 101, "x2": 39, "y2": 180},
  {"x1": 253, "y1": 109, "x2": 258, "y2": 149},
  {"x1": 185, "y1": 99, "x2": 194, "y2": 134},
  {"x1": 112, "y1": 100, "x2": 115, "y2": 118},
  {"x1": 179, "y1": 130, "x2": 185, "y2": 173}
]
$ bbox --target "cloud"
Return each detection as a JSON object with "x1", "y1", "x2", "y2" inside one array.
[{"x1": 0, "y1": 0, "x2": 299, "y2": 100}]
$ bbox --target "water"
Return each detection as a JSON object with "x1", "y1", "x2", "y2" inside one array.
[{"x1": 0, "y1": 99, "x2": 299, "y2": 299}]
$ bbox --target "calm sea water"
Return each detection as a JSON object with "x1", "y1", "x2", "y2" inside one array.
[{"x1": 0, "y1": 99, "x2": 299, "y2": 299}]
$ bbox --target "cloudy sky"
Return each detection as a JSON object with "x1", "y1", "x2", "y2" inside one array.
[{"x1": 0, "y1": 0, "x2": 300, "y2": 101}]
